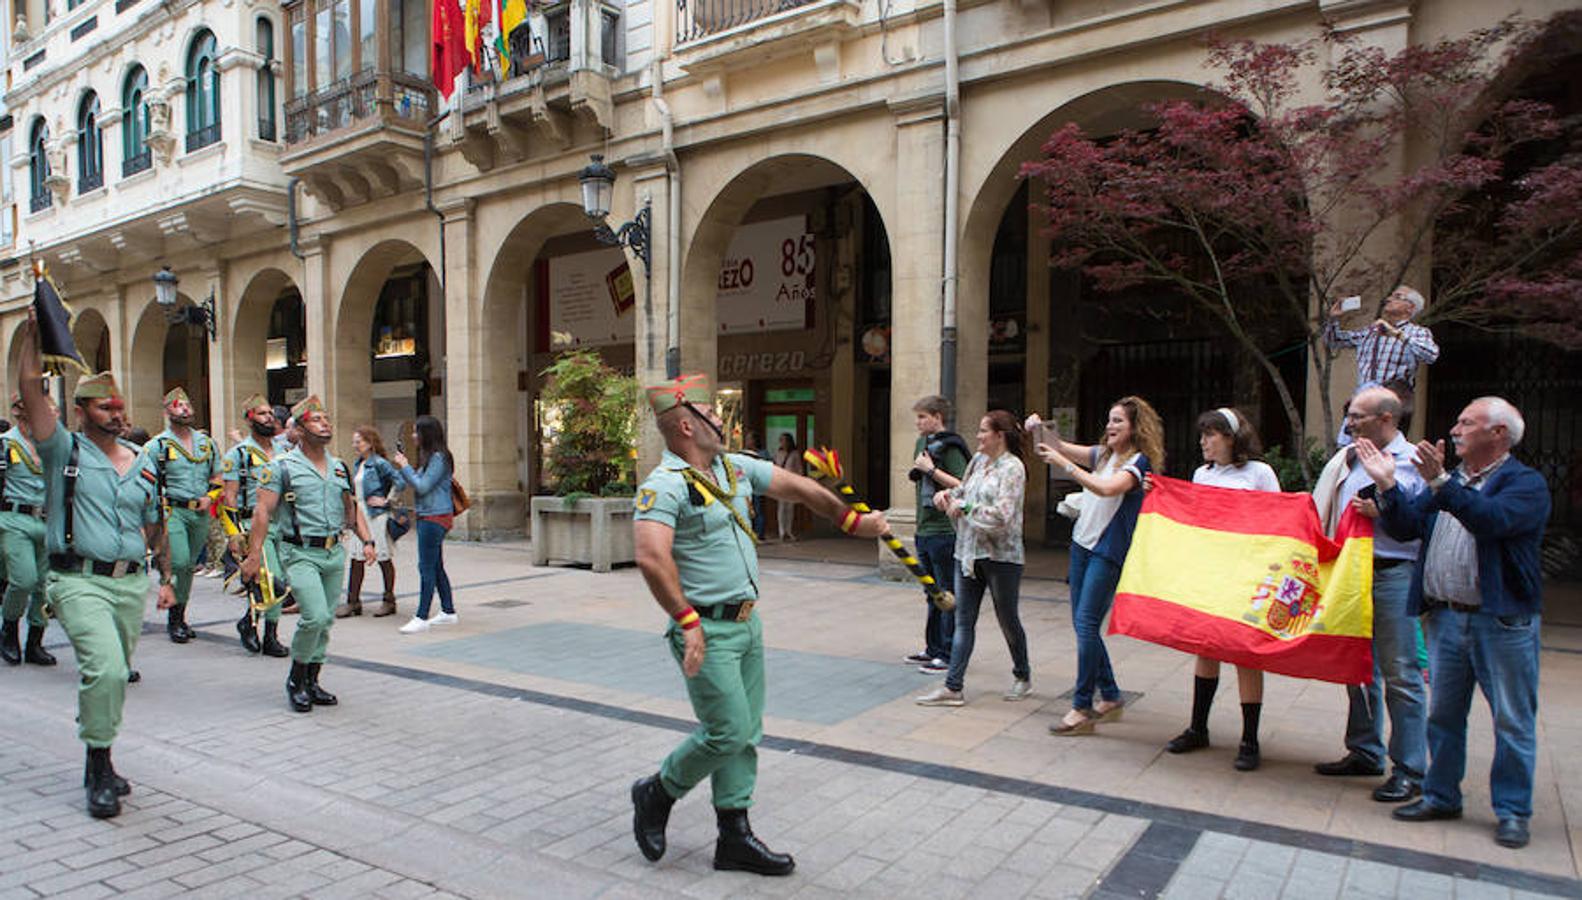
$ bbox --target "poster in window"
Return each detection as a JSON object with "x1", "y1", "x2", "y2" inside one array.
[
  {"x1": 716, "y1": 216, "x2": 814, "y2": 335},
  {"x1": 548, "y1": 247, "x2": 635, "y2": 347}
]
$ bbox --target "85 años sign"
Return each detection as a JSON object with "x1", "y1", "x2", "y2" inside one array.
[{"x1": 716, "y1": 216, "x2": 815, "y2": 334}]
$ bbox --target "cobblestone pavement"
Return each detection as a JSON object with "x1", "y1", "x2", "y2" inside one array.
[{"x1": 1, "y1": 540, "x2": 1578, "y2": 899}]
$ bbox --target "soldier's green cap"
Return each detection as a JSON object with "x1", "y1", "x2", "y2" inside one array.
[
  {"x1": 645, "y1": 373, "x2": 711, "y2": 415},
  {"x1": 291, "y1": 394, "x2": 326, "y2": 420},
  {"x1": 242, "y1": 393, "x2": 270, "y2": 416},
  {"x1": 74, "y1": 372, "x2": 122, "y2": 401},
  {"x1": 163, "y1": 387, "x2": 191, "y2": 408}
]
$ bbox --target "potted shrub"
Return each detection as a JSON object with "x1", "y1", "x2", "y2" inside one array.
[{"x1": 530, "y1": 350, "x2": 640, "y2": 571}]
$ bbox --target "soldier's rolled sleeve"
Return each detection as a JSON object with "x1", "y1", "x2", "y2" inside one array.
[
  {"x1": 731, "y1": 453, "x2": 775, "y2": 496},
  {"x1": 634, "y1": 474, "x2": 685, "y2": 528}
]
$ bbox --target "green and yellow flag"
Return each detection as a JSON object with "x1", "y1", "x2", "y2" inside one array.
[{"x1": 496, "y1": 0, "x2": 528, "y2": 77}]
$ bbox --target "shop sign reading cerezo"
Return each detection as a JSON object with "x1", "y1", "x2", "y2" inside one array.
[
  {"x1": 718, "y1": 350, "x2": 808, "y2": 377},
  {"x1": 716, "y1": 216, "x2": 815, "y2": 334}
]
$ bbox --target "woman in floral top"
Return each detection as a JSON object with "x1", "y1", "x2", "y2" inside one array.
[{"x1": 916, "y1": 410, "x2": 1031, "y2": 707}]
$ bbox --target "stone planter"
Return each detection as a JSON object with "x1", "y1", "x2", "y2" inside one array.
[{"x1": 530, "y1": 495, "x2": 635, "y2": 572}]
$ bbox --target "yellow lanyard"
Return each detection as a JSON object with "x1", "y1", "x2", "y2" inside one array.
[{"x1": 681, "y1": 462, "x2": 758, "y2": 545}]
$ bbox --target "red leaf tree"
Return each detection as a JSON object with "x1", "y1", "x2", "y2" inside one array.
[{"x1": 1022, "y1": 14, "x2": 1582, "y2": 482}]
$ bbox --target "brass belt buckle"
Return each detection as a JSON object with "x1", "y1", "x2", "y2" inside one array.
[{"x1": 735, "y1": 600, "x2": 755, "y2": 623}]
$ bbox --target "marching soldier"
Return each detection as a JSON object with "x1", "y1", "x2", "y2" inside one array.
[
  {"x1": 149, "y1": 387, "x2": 220, "y2": 643},
  {"x1": 222, "y1": 395, "x2": 288, "y2": 657},
  {"x1": 0, "y1": 393, "x2": 57, "y2": 667},
  {"x1": 240, "y1": 396, "x2": 376, "y2": 713},
  {"x1": 629, "y1": 374, "x2": 887, "y2": 875},
  {"x1": 16, "y1": 313, "x2": 175, "y2": 819}
]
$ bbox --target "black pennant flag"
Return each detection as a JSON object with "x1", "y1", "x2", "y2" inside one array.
[{"x1": 32, "y1": 268, "x2": 90, "y2": 375}]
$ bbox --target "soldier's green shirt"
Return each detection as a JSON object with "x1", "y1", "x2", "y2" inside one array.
[
  {"x1": 260, "y1": 448, "x2": 353, "y2": 538},
  {"x1": 38, "y1": 428, "x2": 162, "y2": 561},
  {"x1": 633, "y1": 450, "x2": 775, "y2": 607},
  {"x1": 147, "y1": 428, "x2": 221, "y2": 501},
  {"x1": 0, "y1": 427, "x2": 46, "y2": 507},
  {"x1": 221, "y1": 436, "x2": 274, "y2": 513}
]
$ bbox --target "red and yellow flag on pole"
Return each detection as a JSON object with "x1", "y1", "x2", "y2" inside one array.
[{"x1": 1109, "y1": 476, "x2": 1375, "y2": 685}]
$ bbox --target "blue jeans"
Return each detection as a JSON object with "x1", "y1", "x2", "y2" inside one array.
[
  {"x1": 1342, "y1": 562, "x2": 1426, "y2": 779},
  {"x1": 415, "y1": 519, "x2": 455, "y2": 619},
  {"x1": 1068, "y1": 543, "x2": 1123, "y2": 710},
  {"x1": 915, "y1": 533, "x2": 956, "y2": 662},
  {"x1": 944, "y1": 560, "x2": 1028, "y2": 692},
  {"x1": 1422, "y1": 607, "x2": 1540, "y2": 819}
]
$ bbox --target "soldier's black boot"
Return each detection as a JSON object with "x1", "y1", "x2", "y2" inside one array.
[
  {"x1": 84, "y1": 748, "x2": 122, "y2": 819},
  {"x1": 166, "y1": 607, "x2": 190, "y2": 644},
  {"x1": 631, "y1": 774, "x2": 675, "y2": 861},
  {"x1": 237, "y1": 613, "x2": 261, "y2": 654},
  {"x1": 24, "y1": 624, "x2": 56, "y2": 666},
  {"x1": 176, "y1": 605, "x2": 196, "y2": 642},
  {"x1": 83, "y1": 747, "x2": 130, "y2": 797},
  {"x1": 260, "y1": 621, "x2": 289, "y2": 658},
  {"x1": 305, "y1": 663, "x2": 338, "y2": 705},
  {"x1": 0, "y1": 618, "x2": 20, "y2": 665},
  {"x1": 713, "y1": 808, "x2": 794, "y2": 875},
  {"x1": 286, "y1": 661, "x2": 313, "y2": 712}
]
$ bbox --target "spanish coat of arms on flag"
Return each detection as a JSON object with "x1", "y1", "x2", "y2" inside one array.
[{"x1": 1109, "y1": 476, "x2": 1375, "y2": 685}]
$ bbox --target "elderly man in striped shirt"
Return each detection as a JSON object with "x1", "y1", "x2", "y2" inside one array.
[{"x1": 1326, "y1": 286, "x2": 1441, "y2": 391}]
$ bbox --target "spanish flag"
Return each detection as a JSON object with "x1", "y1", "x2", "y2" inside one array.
[{"x1": 1109, "y1": 476, "x2": 1375, "y2": 685}]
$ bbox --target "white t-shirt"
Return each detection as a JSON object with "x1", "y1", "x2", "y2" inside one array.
[
  {"x1": 1192, "y1": 460, "x2": 1281, "y2": 493},
  {"x1": 1071, "y1": 452, "x2": 1144, "y2": 551}
]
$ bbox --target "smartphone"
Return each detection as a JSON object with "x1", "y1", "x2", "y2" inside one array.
[
  {"x1": 395, "y1": 438, "x2": 405, "y2": 454},
  {"x1": 1340, "y1": 295, "x2": 1362, "y2": 312}
]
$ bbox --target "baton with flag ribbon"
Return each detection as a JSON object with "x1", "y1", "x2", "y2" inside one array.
[
  {"x1": 31, "y1": 263, "x2": 90, "y2": 375},
  {"x1": 212, "y1": 491, "x2": 290, "y2": 618},
  {"x1": 802, "y1": 447, "x2": 955, "y2": 613}
]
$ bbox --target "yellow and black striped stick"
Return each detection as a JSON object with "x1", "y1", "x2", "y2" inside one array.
[{"x1": 803, "y1": 447, "x2": 955, "y2": 613}]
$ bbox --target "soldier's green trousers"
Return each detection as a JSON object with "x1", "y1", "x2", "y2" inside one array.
[
  {"x1": 660, "y1": 611, "x2": 764, "y2": 810},
  {"x1": 166, "y1": 506, "x2": 209, "y2": 610},
  {"x1": 282, "y1": 543, "x2": 344, "y2": 663},
  {"x1": 46, "y1": 570, "x2": 146, "y2": 748},
  {"x1": 0, "y1": 512, "x2": 49, "y2": 628}
]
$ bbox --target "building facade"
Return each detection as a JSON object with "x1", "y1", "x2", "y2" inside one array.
[{"x1": 4, "y1": 0, "x2": 1577, "y2": 544}]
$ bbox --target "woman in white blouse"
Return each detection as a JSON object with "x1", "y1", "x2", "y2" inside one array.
[{"x1": 1165, "y1": 407, "x2": 1282, "y2": 770}]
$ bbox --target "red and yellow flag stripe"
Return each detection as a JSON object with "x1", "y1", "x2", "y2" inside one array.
[{"x1": 1109, "y1": 476, "x2": 1375, "y2": 685}]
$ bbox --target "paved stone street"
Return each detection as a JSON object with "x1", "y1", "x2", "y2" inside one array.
[{"x1": 2, "y1": 538, "x2": 1579, "y2": 898}]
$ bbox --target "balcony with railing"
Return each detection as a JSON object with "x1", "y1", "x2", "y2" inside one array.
[
  {"x1": 675, "y1": 0, "x2": 820, "y2": 43},
  {"x1": 29, "y1": 192, "x2": 52, "y2": 213},
  {"x1": 79, "y1": 170, "x2": 104, "y2": 193},
  {"x1": 185, "y1": 122, "x2": 222, "y2": 153},
  {"x1": 122, "y1": 149, "x2": 152, "y2": 178},
  {"x1": 671, "y1": 0, "x2": 861, "y2": 72}
]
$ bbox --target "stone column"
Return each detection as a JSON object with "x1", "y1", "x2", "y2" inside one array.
[
  {"x1": 201, "y1": 264, "x2": 228, "y2": 434},
  {"x1": 1023, "y1": 200, "x2": 1051, "y2": 542},
  {"x1": 629, "y1": 162, "x2": 670, "y2": 478},
  {"x1": 301, "y1": 235, "x2": 335, "y2": 420}
]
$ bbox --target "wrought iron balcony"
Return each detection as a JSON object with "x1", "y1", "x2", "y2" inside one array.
[
  {"x1": 283, "y1": 69, "x2": 434, "y2": 146},
  {"x1": 259, "y1": 116, "x2": 277, "y2": 142},
  {"x1": 29, "y1": 192, "x2": 52, "y2": 213},
  {"x1": 186, "y1": 122, "x2": 222, "y2": 153},
  {"x1": 675, "y1": 0, "x2": 819, "y2": 43},
  {"x1": 79, "y1": 170, "x2": 104, "y2": 193},
  {"x1": 122, "y1": 150, "x2": 152, "y2": 178}
]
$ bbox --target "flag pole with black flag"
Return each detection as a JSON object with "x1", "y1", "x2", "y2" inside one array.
[{"x1": 30, "y1": 260, "x2": 90, "y2": 375}]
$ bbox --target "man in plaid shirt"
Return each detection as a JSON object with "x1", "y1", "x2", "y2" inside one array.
[{"x1": 1326, "y1": 286, "x2": 1441, "y2": 390}]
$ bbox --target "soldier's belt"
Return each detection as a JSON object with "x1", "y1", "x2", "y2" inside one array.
[
  {"x1": 700, "y1": 600, "x2": 756, "y2": 622},
  {"x1": 283, "y1": 535, "x2": 339, "y2": 549},
  {"x1": 167, "y1": 498, "x2": 205, "y2": 510},
  {"x1": 2, "y1": 502, "x2": 43, "y2": 518},
  {"x1": 49, "y1": 553, "x2": 144, "y2": 578}
]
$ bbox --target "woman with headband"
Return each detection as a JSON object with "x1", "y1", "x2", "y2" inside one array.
[{"x1": 1165, "y1": 406, "x2": 1281, "y2": 770}]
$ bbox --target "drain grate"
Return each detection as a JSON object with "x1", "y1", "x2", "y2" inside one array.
[{"x1": 479, "y1": 599, "x2": 532, "y2": 609}]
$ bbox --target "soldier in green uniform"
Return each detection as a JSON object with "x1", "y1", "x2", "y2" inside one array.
[
  {"x1": 222, "y1": 394, "x2": 288, "y2": 657},
  {"x1": 0, "y1": 393, "x2": 58, "y2": 667},
  {"x1": 148, "y1": 387, "x2": 220, "y2": 643},
  {"x1": 630, "y1": 373, "x2": 886, "y2": 876},
  {"x1": 16, "y1": 313, "x2": 175, "y2": 819},
  {"x1": 241, "y1": 395, "x2": 376, "y2": 713}
]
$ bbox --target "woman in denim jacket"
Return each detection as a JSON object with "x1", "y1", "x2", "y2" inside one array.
[
  {"x1": 338, "y1": 426, "x2": 402, "y2": 618},
  {"x1": 393, "y1": 416, "x2": 457, "y2": 634}
]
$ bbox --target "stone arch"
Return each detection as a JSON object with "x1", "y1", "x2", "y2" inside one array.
[
  {"x1": 127, "y1": 292, "x2": 173, "y2": 430},
  {"x1": 229, "y1": 266, "x2": 304, "y2": 423},
  {"x1": 63, "y1": 305, "x2": 113, "y2": 402},
  {"x1": 333, "y1": 237, "x2": 441, "y2": 447}
]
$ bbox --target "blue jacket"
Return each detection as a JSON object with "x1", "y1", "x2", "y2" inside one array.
[
  {"x1": 356, "y1": 454, "x2": 399, "y2": 511},
  {"x1": 398, "y1": 453, "x2": 455, "y2": 516},
  {"x1": 1377, "y1": 456, "x2": 1550, "y2": 617}
]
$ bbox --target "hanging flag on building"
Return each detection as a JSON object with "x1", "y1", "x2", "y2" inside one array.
[
  {"x1": 464, "y1": 0, "x2": 491, "y2": 72},
  {"x1": 431, "y1": 0, "x2": 470, "y2": 99},
  {"x1": 31, "y1": 262, "x2": 90, "y2": 375},
  {"x1": 1109, "y1": 476, "x2": 1376, "y2": 685},
  {"x1": 496, "y1": 0, "x2": 528, "y2": 77}
]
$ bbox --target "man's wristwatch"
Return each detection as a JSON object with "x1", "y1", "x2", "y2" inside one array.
[
  {"x1": 363, "y1": 539, "x2": 376, "y2": 548},
  {"x1": 1428, "y1": 472, "x2": 1451, "y2": 490}
]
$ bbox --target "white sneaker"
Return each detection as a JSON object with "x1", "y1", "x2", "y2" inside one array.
[
  {"x1": 398, "y1": 617, "x2": 430, "y2": 634},
  {"x1": 429, "y1": 612, "x2": 458, "y2": 626},
  {"x1": 1003, "y1": 680, "x2": 1032, "y2": 701},
  {"x1": 915, "y1": 686, "x2": 965, "y2": 707}
]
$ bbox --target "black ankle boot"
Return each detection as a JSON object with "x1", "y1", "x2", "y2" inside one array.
[
  {"x1": 23, "y1": 624, "x2": 56, "y2": 666},
  {"x1": 631, "y1": 774, "x2": 676, "y2": 861},
  {"x1": 84, "y1": 748, "x2": 122, "y2": 818},
  {"x1": 167, "y1": 607, "x2": 191, "y2": 644},
  {"x1": 177, "y1": 605, "x2": 195, "y2": 641},
  {"x1": 83, "y1": 746, "x2": 131, "y2": 797},
  {"x1": 305, "y1": 663, "x2": 337, "y2": 705},
  {"x1": 237, "y1": 613, "x2": 261, "y2": 654},
  {"x1": 713, "y1": 808, "x2": 795, "y2": 876},
  {"x1": 1, "y1": 618, "x2": 22, "y2": 665},
  {"x1": 261, "y1": 621, "x2": 289, "y2": 658},
  {"x1": 286, "y1": 662, "x2": 313, "y2": 712}
]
